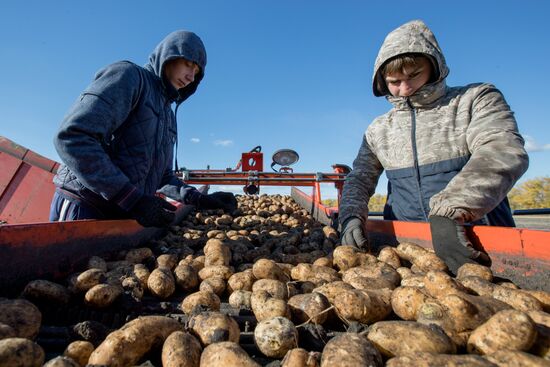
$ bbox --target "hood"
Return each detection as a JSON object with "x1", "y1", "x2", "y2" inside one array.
[
  {"x1": 145, "y1": 30, "x2": 207, "y2": 103},
  {"x1": 372, "y1": 20, "x2": 449, "y2": 97}
]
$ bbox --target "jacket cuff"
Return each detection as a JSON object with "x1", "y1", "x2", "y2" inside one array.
[{"x1": 112, "y1": 182, "x2": 142, "y2": 211}]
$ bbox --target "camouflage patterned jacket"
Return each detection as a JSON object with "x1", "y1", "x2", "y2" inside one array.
[{"x1": 339, "y1": 20, "x2": 528, "y2": 226}]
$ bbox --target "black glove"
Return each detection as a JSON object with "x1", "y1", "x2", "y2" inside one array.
[
  {"x1": 340, "y1": 217, "x2": 368, "y2": 251},
  {"x1": 429, "y1": 215, "x2": 491, "y2": 275},
  {"x1": 128, "y1": 195, "x2": 177, "y2": 227},
  {"x1": 198, "y1": 192, "x2": 238, "y2": 212}
]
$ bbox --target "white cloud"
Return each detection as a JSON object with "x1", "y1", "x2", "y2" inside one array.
[
  {"x1": 214, "y1": 139, "x2": 234, "y2": 147},
  {"x1": 524, "y1": 135, "x2": 550, "y2": 152},
  {"x1": 190, "y1": 138, "x2": 200, "y2": 143}
]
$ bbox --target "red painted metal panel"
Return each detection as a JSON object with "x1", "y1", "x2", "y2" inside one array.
[
  {"x1": 0, "y1": 160, "x2": 55, "y2": 224},
  {"x1": 0, "y1": 152, "x2": 23, "y2": 197}
]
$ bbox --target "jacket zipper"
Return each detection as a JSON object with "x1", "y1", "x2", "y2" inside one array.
[{"x1": 407, "y1": 98, "x2": 429, "y2": 221}]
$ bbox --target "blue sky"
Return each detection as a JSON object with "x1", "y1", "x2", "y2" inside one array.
[{"x1": 1, "y1": 1, "x2": 549, "y2": 199}]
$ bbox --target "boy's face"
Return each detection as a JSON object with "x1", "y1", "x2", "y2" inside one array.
[
  {"x1": 385, "y1": 57, "x2": 432, "y2": 97},
  {"x1": 164, "y1": 58, "x2": 200, "y2": 90}
]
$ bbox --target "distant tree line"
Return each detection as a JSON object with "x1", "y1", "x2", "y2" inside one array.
[
  {"x1": 508, "y1": 177, "x2": 550, "y2": 210},
  {"x1": 322, "y1": 177, "x2": 550, "y2": 211}
]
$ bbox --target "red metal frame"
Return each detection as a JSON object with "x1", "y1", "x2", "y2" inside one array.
[{"x1": 0, "y1": 137, "x2": 59, "y2": 224}]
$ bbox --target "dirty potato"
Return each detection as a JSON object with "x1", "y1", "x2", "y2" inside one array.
[
  {"x1": 320, "y1": 333, "x2": 382, "y2": 367},
  {"x1": 254, "y1": 316, "x2": 298, "y2": 358},
  {"x1": 200, "y1": 341, "x2": 260, "y2": 367},
  {"x1": 0, "y1": 337, "x2": 44, "y2": 367},
  {"x1": 161, "y1": 331, "x2": 202, "y2": 367}
]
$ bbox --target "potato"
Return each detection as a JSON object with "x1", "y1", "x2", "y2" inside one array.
[
  {"x1": 484, "y1": 350, "x2": 550, "y2": 367},
  {"x1": 281, "y1": 348, "x2": 320, "y2": 367},
  {"x1": 367, "y1": 321, "x2": 456, "y2": 357},
  {"x1": 21, "y1": 279, "x2": 71, "y2": 304},
  {"x1": 456, "y1": 263, "x2": 493, "y2": 282},
  {"x1": 227, "y1": 270, "x2": 256, "y2": 292},
  {"x1": 88, "y1": 316, "x2": 183, "y2": 366},
  {"x1": 312, "y1": 257, "x2": 332, "y2": 268},
  {"x1": 132, "y1": 263, "x2": 150, "y2": 289},
  {"x1": 254, "y1": 316, "x2": 298, "y2": 358},
  {"x1": 320, "y1": 333, "x2": 382, "y2": 367},
  {"x1": 198, "y1": 265, "x2": 234, "y2": 281},
  {"x1": 204, "y1": 239, "x2": 232, "y2": 266},
  {"x1": 162, "y1": 331, "x2": 202, "y2": 367},
  {"x1": 63, "y1": 340, "x2": 94, "y2": 367},
  {"x1": 181, "y1": 291, "x2": 221, "y2": 315},
  {"x1": 333, "y1": 288, "x2": 392, "y2": 324},
  {"x1": 523, "y1": 290, "x2": 550, "y2": 313},
  {"x1": 147, "y1": 267, "x2": 176, "y2": 298},
  {"x1": 0, "y1": 299, "x2": 41, "y2": 339},
  {"x1": 288, "y1": 292, "x2": 331, "y2": 325},
  {"x1": 438, "y1": 293, "x2": 511, "y2": 332},
  {"x1": 251, "y1": 290, "x2": 291, "y2": 322},
  {"x1": 229, "y1": 290, "x2": 252, "y2": 309},
  {"x1": 0, "y1": 337, "x2": 44, "y2": 367},
  {"x1": 342, "y1": 262, "x2": 401, "y2": 288},
  {"x1": 157, "y1": 253, "x2": 179, "y2": 269},
  {"x1": 87, "y1": 256, "x2": 107, "y2": 271},
  {"x1": 467, "y1": 309, "x2": 537, "y2": 355},
  {"x1": 386, "y1": 352, "x2": 495, "y2": 367},
  {"x1": 423, "y1": 271, "x2": 467, "y2": 299},
  {"x1": 125, "y1": 247, "x2": 154, "y2": 264},
  {"x1": 73, "y1": 268, "x2": 105, "y2": 292},
  {"x1": 252, "y1": 279, "x2": 288, "y2": 300},
  {"x1": 200, "y1": 341, "x2": 260, "y2": 367},
  {"x1": 189, "y1": 312, "x2": 240, "y2": 346},
  {"x1": 174, "y1": 264, "x2": 199, "y2": 292},
  {"x1": 332, "y1": 246, "x2": 362, "y2": 271},
  {"x1": 43, "y1": 356, "x2": 80, "y2": 366},
  {"x1": 0, "y1": 323, "x2": 16, "y2": 340},
  {"x1": 458, "y1": 276, "x2": 495, "y2": 297},
  {"x1": 391, "y1": 286, "x2": 433, "y2": 321},
  {"x1": 291, "y1": 264, "x2": 340, "y2": 285},
  {"x1": 121, "y1": 275, "x2": 144, "y2": 300},
  {"x1": 252, "y1": 259, "x2": 290, "y2": 282},
  {"x1": 400, "y1": 275, "x2": 425, "y2": 288},
  {"x1": 492, "y1": 286, "x2": 543, "y2": 312},
  {"x1": 179, "y1": 256, "x2": 205, "y2": 272},
  {"x1": 84, "y1": 284, "x2": 122, "y2": 308},
  {"x1": 395, "y1": 242, "x2": 447, "y2": 272},
  {"x1": 200, "y1": 277, "x2": 226, "y2": 296},
  {"x1": 527, "y1": 310, "x2": 550, "y2": 359},
  {"x1": 377, "y1": 247, "x2": 401, "y2": 269},
  {"x1": 313, "y1": 281, "x2": 354, "y2": 304},
  {"x1": 396, "y1": 267, "x2": 414, "y2": 279}
]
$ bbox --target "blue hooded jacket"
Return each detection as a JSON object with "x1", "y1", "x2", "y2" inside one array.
[{"x1": 53, "y1": 30, "x2": 206, "y2": 214}]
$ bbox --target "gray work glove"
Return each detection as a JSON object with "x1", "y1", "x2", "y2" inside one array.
[
  {"x1": 429, "y1": 215, "x2": 491, "y2": 275},
  {"x1": 340, "y1": 217, "x2": 368, "y2": 251}
]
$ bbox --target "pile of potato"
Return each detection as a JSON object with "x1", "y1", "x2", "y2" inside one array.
[{"x1": 1, "y1": 194, "x2": 549, "y2": 366}]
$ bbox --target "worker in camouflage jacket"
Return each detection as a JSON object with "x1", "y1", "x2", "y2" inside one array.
[
  {"x1": 339, "y1": 20, "x2": 529, "y2": 273},
  {"x1": 51, "y1": 31, "x2": 237, "y2": 227}
]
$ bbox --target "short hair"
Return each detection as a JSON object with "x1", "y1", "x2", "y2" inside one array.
[
  {"x1": 382, "y1": 53, "x2": 428, "y2": 77},
  {"x1": 376, "y1": 53, "x2": 438, "y2": 95}
]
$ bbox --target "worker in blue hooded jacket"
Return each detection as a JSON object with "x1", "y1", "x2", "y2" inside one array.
[{"x1": 50, "y1": 30, "x2": 237, "y2": 227}]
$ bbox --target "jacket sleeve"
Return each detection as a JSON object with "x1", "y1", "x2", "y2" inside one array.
[
  {"x1": 429, "y1": 84, "x2": 529, "y2": 223},
  {"x1": 339, "y1": 135, "x2": 384, "y2": 225},
  {"x1": 54, "y1": 62, "x2": 143, "y2": 210}
]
